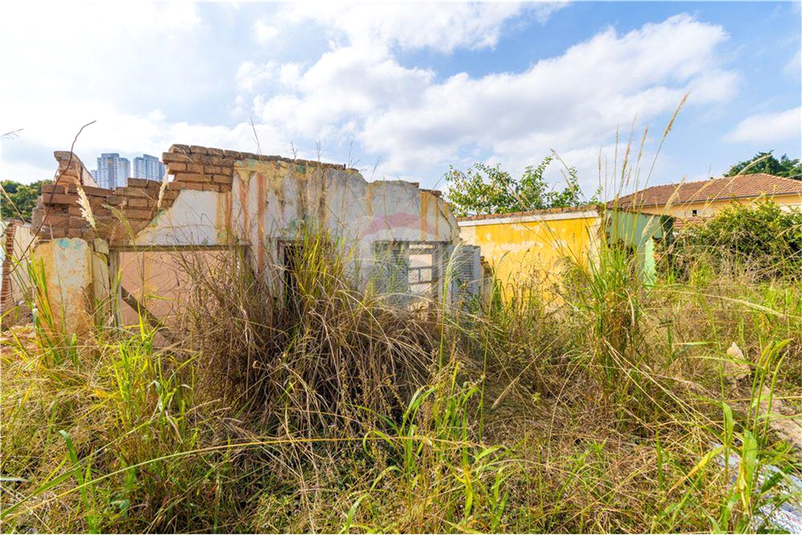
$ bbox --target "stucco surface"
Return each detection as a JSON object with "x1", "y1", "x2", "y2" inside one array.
[
  {"x1": 460, "y1": 213, "x2": 603, "y2": 294},
  {"x1": 133, "y1": 159, "x2": 460, "y2": 278},
  {"x1": 637, "y1": 193, "x2": 802, "y2": 218},
  {"x1": 32, "y1": 238, "x2": 94, "y2": 333}
]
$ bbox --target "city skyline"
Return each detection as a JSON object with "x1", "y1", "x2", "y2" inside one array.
[
  {"x1": 133, "y1": 154, "x2": 167, "y2": 182},
  {"x1": 91, "y1": 153, "x2": 130, "y2": 190},
  {"x1": 90, "y1": 152, "x2": 166, "y2": 189}
]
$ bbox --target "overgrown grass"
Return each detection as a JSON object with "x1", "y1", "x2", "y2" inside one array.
[{"x1": 2, "y1": 216, "x2": 800, "y2": 533}]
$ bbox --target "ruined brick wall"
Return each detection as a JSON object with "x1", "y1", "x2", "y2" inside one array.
[
  {"x1": 1, "y1": 220, "x2": 19, "y2": 312},
  {"x1": 33, "y1": 179, "x2": 180, "y2": 244},
  {"x1": 26, "y1": 143, "x2": 481, "y2": 333},
  {"x1": 32, "y1": 145, "x2": 453, "y2": 253},
  {"x1": 162, "y1": 144, "x2": 349, "y2": 188}
]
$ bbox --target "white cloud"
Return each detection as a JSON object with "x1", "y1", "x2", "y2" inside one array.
[
  {"x1": 724, "y1": 106, "x2": 802, "y2": 144},
  {"x1": 276, "y1": 3, "x2": 555, "y2": 53},
  {"x1": 254, "y1": 20, "x2": 279, "y2": 44},
  {"x1": 1, "y1": 3, "x2": 740, "y2": 194},
  {"x1": 250, "y1": 46, "x2": 434, "y2": 142},
  {"x1": 236, "y1": 13, "x2": 735, "y2": 193}
]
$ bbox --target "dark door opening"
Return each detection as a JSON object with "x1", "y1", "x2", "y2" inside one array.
[{"x1": 281, "y1": 241, "x2": 305, "y2": 314}]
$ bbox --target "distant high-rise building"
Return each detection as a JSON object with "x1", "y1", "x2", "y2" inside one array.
[
  {"x1": 92, "y1": 153, "x2": 130, "y2": 189},
  {"x1": 133, "y1": 154, "x2": 166, "y2": 182}
]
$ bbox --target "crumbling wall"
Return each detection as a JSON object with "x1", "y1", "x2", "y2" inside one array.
[
  {"x1": 1, "y1": 220, "x2": 36, "y2": 315},
  {"x1": 28, "y1": 144, "x2": 480, "y2": 333},
  {"x1": 33, "y1": 153, "x2": 183, "y2": 242},
  {"x1": 135, "y1": 145, "x2": 461, "y2": 292}
]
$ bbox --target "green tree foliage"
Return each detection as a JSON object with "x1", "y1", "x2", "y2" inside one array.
[
  {"x1": 1, "y1": 180, "x2": 48, "y2": 221},
  {"x1": 444, "y1": 156, "x2": 588, "y2": 217},
  {"x1": 671, "y1": 200, "x2": 801, "y2": 279},
  {"x1": 725, "y1": 151, "x2": 802, "y2": 179}
]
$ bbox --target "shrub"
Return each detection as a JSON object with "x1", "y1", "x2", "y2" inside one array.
[{"x1": 667, "y1": 200, "x2": 801, "y2": 280}]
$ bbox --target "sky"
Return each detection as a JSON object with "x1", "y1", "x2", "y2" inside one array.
[{"x1": 1, "y1": 1, "x2": 800, "y2": 201}]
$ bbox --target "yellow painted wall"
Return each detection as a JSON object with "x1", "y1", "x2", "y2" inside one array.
[
  {"x1": 638, "y1": 193, "x2": 802, "y2": 218},
  {"x1": 459, "y1": 213, "x2": 602, "y2": 297}
]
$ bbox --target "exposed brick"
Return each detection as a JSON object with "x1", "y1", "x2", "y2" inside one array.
[
  {"x1": 44, "y1": 214, "x2": 70, "y2": 226},
  {"x1": 127, "y1": 178, "x2": 150, "y2": 188},
  {"x1": 126, "y1": 198, "x2": 151, "y2": 208},
  {"x1": 175, "y1": 173, "x2": 211, "y2": 184},
  {"x1": 42, "y1": 194, "x2": 79, "y2": 205},
  {"x1": 166, "y1": 162, "x2": 187, "y2": 173},
  {"x1": 45, "y1": 227, "x2": 67, "y2": 239},
  {"x1": 122, "y1": 208, "x2": 155, "y2": 220},
  {"x1": 218, "y1": 166, "x2": 234, "y2": 176},
  {"x1": 66, "y1": 184, "x2": 113, "y2": 197},
  {"x1": 185, "y1": 164, "x2": 205, "y2": 174},
  {"x1": 204, "y1": 166, "x2": 223, "y2": 174},
  {"x1": 223, "y1": 149, "x2": 242, "y2": 159},
  {"x1": 175, "y1": 182, "x2": 206, "y2": 191},
  {"x1": 207, "y1": 147, "x2": 224, "y2": 156},
  {"x1": 41, "y1": 184, "x2": 67, "y2": 194},
  {"x1": 94, "y1": 218, "x2": 118, "y2": 232},
  {"x1": 162, "y1": 152, "x2": 192, "y2": 163},
  {"x1": 117, "y1": 187, "x2": 153, "y2": 198},
  {"x1": 161, "y1": 189, "x2": 180, "y2": 201},
  {"x1": 189, "y1": 145, "x2": 209, "y2": 154},
  {"x1": 169, "y1": 144, "x2": 191, "y2": 154},
  {"x1": 212, "y1": 175, "x2": 233, "y2": 185},
  {"x1": 200, "y1": 155, "x2": 228, "y2": 166}
]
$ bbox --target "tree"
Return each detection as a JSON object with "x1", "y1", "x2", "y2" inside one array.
[
  {"x1": 725, "y1": 151, "x2": 802, "y2": 179},
  {"x1": 1, "y1": 180, "x2": 49, "y2": 221},
  {"x1": 671, "y1": 199, "x2": 801, "y2": 280},
  {"x1": 444, "y1": 156, "x2": 590, "y2": 217}
]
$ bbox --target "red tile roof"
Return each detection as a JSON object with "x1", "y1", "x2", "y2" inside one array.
[{"x1": 611, "y1": 174, "x2": 802, "y2": 209}]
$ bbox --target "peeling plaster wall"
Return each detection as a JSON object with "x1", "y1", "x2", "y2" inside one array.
[
  {"x1": 133, "y1": 158, "x2": 460, "y2": 289},
  {"x1": 32, "y1": 238, "x2": 96, "y2": 334},
  {"x1": 29, "y1": 145, "x2": 467, "y2": 333}
]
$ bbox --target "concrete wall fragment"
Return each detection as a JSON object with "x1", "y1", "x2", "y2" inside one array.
[{"x1": 26, "y1": 144, "x2": 479, "y2": 333}]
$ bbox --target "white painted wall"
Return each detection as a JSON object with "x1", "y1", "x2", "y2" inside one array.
[{"x1": 132, "y1": 160, "x2": 461, "y2": 290}]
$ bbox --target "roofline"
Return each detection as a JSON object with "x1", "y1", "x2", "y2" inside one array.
[
  {"x1": 610, "y1": 190, "x2": 802, "y2": 209},
  {"x1": 167, "y1": 143, "x2": 357, "y2": 172},
  {"x1": 458, "y1": 205, "x2": 601, "y2": 227},
  {"x1": 612, "y1": 174, "x2": 802, "y2": 206}
]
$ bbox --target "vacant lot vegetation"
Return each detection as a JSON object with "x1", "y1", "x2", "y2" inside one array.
[{"x1": 1, "y1": 208, "x2": 800, "y2": 533}]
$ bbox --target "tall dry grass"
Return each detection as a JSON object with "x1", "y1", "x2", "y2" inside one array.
[
  {"x1": 2, "y1": 103, "x2": 800, "y2": 531},
  {"x1": 2, "y1": 220, "x2": 799, "y2": 533}
]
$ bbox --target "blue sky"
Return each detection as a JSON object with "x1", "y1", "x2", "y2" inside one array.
[{"x1": 1, "y1": 2, "x2": 800, "y2": 200}]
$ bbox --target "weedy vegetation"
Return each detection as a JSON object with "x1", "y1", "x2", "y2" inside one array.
[{"x1": 2, "y1": 128, "x2": 800, "y2": 532}]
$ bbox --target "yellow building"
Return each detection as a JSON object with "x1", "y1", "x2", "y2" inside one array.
[
  {"x1": 458, "y1": 206, "x2": 604, "y2": 297},
  {"x1": 612, "y1": 174, "x2": 802, "y2": 219},
  {"x1": 458, "y1": 205, "x2": 673, "y2": 301}
]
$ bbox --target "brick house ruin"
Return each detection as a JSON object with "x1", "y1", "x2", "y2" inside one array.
[{"x1": 1, "y1": 145, "x2": 483, "y2": 334}]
